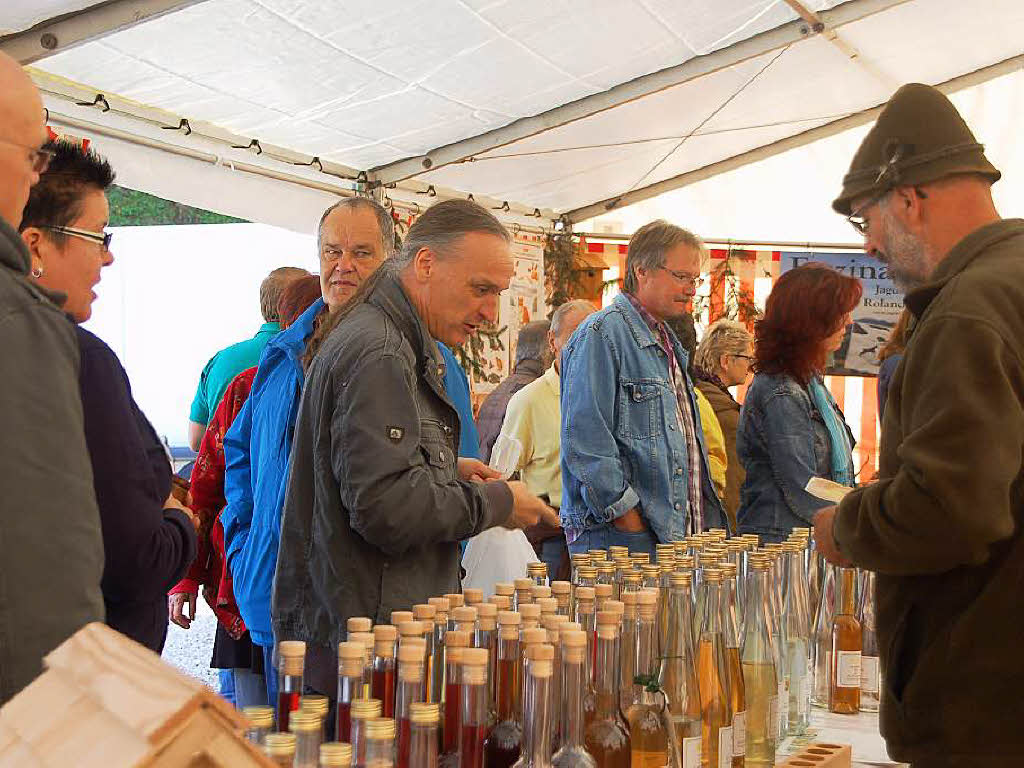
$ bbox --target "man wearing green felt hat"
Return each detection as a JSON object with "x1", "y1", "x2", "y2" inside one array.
[{"x1": 815, "y1": 82, "x2": 1024, "y2": 766}]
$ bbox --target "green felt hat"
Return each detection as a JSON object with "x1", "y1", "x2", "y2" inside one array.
[{"x1": 833, "y1": 83, "x2": 1000, "y2": 215}]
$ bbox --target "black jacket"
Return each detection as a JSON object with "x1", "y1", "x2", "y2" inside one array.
[
  {"x1": 77, "y1": 327, "x2": 196, "y2": 652},
  {"x1": 273, "y1": 271, "x2": 512, "y2": 692}
]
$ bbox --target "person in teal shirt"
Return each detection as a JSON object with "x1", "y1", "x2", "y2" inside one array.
[{"x1": 187, "y1": 267, "x2": 307, "y2": 450}]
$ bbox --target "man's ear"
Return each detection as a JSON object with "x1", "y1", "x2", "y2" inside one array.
[{"x1": 411, "y1": 246, "x2": 436, "y2": 282}]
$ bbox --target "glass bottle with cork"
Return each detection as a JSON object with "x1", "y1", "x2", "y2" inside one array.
[
  {"x1": 811, "y1": 562, "x2": 836, "y2": 709},
  {"x1": 781, "y1": 543, "x2": 811, "y2": 736},
  {"x1": 529, "y1": 561, "x2": 550, "y2": 587},
  {"x1": 697, "y1": 569, "x2": 733, "y2": 768},
  {"x1": 458, "y1": 648, "x2": 490, "y2": 768},
  {"x1": 290, "y1": 708, "x2": 324, "y2": 768},
  {"x1": 439, "y1": 630, "x2": 471, "y2": 768},
  {"x1": 520, "y1": 603, "x2": 543, "y2": 631},
  {"x1": 485, "y1": 611, "x2": 524, "y2": 768},
  {"x1": 552, "y1": 581, "x2": 572, "y2": 616},
  {"x1": 397, "y1": 644, "x2": 426, "y2": 768},
  {"x1": 453, "y1": 606, "x2": 479, "y2": 645},
  {"x1": 445, "y1": 594, "x2": 466, "y2": 632},
  {"x1": 574, "y1": 586, "x2": 596, "y2": 675},
  {"x1": 351, "y1": 699, "x2": 383, "y2": 768},
  {"x1": 428, "y1": 598, "x2": 451, "y2": 703},
  {"x1": 320, "y1": 742, "x2": 353, "y2": 768},
  {"x1": 515, "y1": 579, "x2": 536, "y2": 611},
  {"x1": 618, "y1": 590, "x2": 639, "y2": 717},
  {"x1": 719, "y1": 564, "x2": 746, "y2": 768},
  {"x1": 512, "y1": 643, "x2": 556, "y2": 768},
  {"x1": 659, "y1": 571, "x2": 702, "y2": 768},
  {"x1": 263, "y1": 732, "x2": 297, "y2": 766},
  {"x1": 277, "y1": 640, "x2": 306, "y2": 734},
  {"x1": 626, "y1": 589, "x2": 670, "y2": 768},
  {"x1": 365, "y1": 717, "x2": 396, "y2": 768},
  {"x1": 414, "y1": 604, "x2": 440, "y2": 702},
  {"x1": 407, "y1": 703, "x2": 440, "y2": 768},
  {"x1": 829, "y1": 566, "x2": 862, "y2": 715},
  {"x1": 373, "y1": 625, "x2": 399, "y2": 718},
  {"x1": 553, "y1": 629, "x2": 597, "y2": 768},
  {"x1": 464, "y1": 588, "x2": 485, "y2": 608},
  {"x1": 858, "y1": 570, "x2": 880, "y2": 713},
  {"x1": 477, "y1": 602, "x2": 499, "y2": 716},
  {"x1": 584, "y1": 610, "x2": 630, "y2": 768},
  {"x1": 740, "y1": 556, "x2": 777, "y2": 768}
]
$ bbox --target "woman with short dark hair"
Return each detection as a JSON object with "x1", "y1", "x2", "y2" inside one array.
[
  {"x1": 20, "y1": 139, "x2": 197, "y2": 652},
  {"x1": 736, "y1": 264, "x2": 861, "y2": 542}
]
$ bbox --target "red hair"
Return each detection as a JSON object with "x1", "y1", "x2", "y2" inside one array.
[
  {"x1": 754, "y1": 263, "x2": 862, "y2": 384},
  {"x1": 277, "y1": 274, "x2": 323, "y2": 329}
]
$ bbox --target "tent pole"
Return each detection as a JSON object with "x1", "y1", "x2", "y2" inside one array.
[{"x1": 574, "y1": 232, "x2": 862, "y2": 251}]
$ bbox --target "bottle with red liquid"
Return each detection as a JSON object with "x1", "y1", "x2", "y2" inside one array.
[
  {"x1": 552, "y1": 630, "x2": 597, "y2": 768},
  {"x1": 484, "y1": 612, "x2": 523, "y2": 768},
  {"x1": 373, "y1": 625, "x2": 399, "y2": 718},
  {"x1": 276, "y1": 640, "x2": 306, "y2": 733},
  {"x1": 351, "y1": 699, "x2": 383, "y2": 768},
  {"x1": 337, "y1": 641, "x2": 365, "y2": 744},
  {"x1": 397, "y1": 644, "x2": 426, "y2": 768},
  {"x1": 458, "y1": 647, "x2": 490, "y2": 768},
  {"x1": 512, "y1": 643, "x2": 555, "y2": 768},
  {"x1": 351, "y1": 631, "x2": 376, "y2": 699},
  {"x1": 583, "y1": 611, "x2": 630, "y2": 768},
  {"x1": 407, "y1": 702, "x2": 440, "y2": 768},
  {"x1": 439, "y1": 629, "x2": 471, "y2": 768},
  {"x1": 414, "y1": 604, "x2": 440, "y2": 702}
]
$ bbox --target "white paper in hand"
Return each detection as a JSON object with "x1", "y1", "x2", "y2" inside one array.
[{"x1": 805, "y1": 477, "x2": 854, "y2": 504}]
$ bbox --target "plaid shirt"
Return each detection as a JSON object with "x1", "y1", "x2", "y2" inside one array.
[{"x1": 625, "y1": 294, "x2": 704, "y2": 535}]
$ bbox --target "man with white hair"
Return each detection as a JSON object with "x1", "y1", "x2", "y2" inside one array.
[{"x1": 498, "y1": 299, "x2": 595, "y2": 578}]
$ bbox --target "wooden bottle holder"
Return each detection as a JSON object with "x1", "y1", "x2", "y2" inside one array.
[{"x1": 777, "y1": 742, "x2": 852, "y2": 768}]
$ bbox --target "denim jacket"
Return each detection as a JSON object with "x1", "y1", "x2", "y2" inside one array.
[
  {"x1": 736, "y1": 371, "x2": 855, "y2": 541},
  {"x1": 560, "y1": 293, "x2": 728, "y2": 543}
]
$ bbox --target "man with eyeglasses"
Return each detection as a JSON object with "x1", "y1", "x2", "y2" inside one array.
[
  {"x1": 0, "y1": 51, "x2": 105, "y2": 703},
  {"x1": 814, "y1": 83, "x2": 1024, "y2": 764},
  {"x1": 560, "y1": 220, "x2": 729, "y2": 557}
]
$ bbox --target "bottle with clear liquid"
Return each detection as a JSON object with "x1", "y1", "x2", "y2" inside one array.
[
  {"x1": 242, "y1": 705, "x2": 273, "y2": 746},
  {"x1": 781, "y1": 545, "x2": 811, "y2": 736},
  {"x1": 407, "y1": 703, "x2": 439, "y2": 768},
  {"x1": 263, "y1": 732, "x2": 297, "y2": 766},
  {"x1": 458, "y1": 648, "x2": 490, "y2": 768},
  {"x1": 320, "y1": 742, "x2": 353, "y2": 768},
  {"x1": 554, "y1": 629, "x2": 598, "y2": 768},
  {"x1": 811, "y1": 562, "x2": 835, "y2": 709},
  {"x1": 829, "y1": 567, "x2": 862, "y2": 715},
  {"x1": 351, "y1": 699, "x2": 383, "y2": 768},
  {"x1": 719, "y1": 567, "x2": 745, "y2": 768},
  {"x1": 276, "y1": 640, "x2": 306, "y2": 734},
  {"x1": 515, "y1": 579, "x2": 536, "y2": 611},
  {"x1": 626, "y1": 591, "x2": 670, "y2": 768},
  {"x1": 618, "y1": 591, "x2": 639, "y2": 717},
  {"x1": 365, "y1": 717, "x2": 396, "y2": 768},
  {"x1": 740, "y1": 556, "x2": 777, "y2": 768},
  {"x1": 858, "y1": 570, "x2": 880, "y2": 713},
  {"x1": 553, "y1": 582, "x2": 573, "y2": 616},
  {"x1": 584, "y1": 611, "x2": 631, "y2": 768},
  {"x1": 290, "y1": 709, "x2": 323, "y2": 768},
  {"x1": 697, "y1": 569, "x2": 733, "y2": 768},
  {"x1": 659, "y1": 572, "x2": 702, "y2": 768},
  {"x1": 512, "y1": 643, "x2": 556, "y2": 768},
  {"x1": 484, "y1": 614, "x2": 523, "y2": 768}
]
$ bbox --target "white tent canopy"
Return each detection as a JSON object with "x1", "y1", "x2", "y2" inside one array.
[{"x1": 2, "y1": 0, "x2": 1023, "y2": 235}]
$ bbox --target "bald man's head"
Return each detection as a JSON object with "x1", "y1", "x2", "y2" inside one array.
[{"x1": 0, "y1": 52, "x2": 48, "y2": 230}]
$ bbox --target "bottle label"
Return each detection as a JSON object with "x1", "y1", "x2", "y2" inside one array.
[
  {"x1": 837, "y1": 651, "x2": 862, "y2": 688},
  {"x1": 682, "y1": 736, "x2": 701, "y2": 768},
  {"x1": 718, "y1": 726, "x2": 733, "y2": 768},
  {"x1": 732, "y1": 710, "x2": 746, "y2": 756},
  {"x1": 861, "y1": 655, "x2": 879, "y2": 693}
]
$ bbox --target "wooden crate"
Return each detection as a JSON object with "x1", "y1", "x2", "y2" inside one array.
[
  {"x1": 0, "y1": 623, "x2": 275, "y2": 767},
  {"x1": 778, "y1": 742, "x2": 853, "y2": 768}
]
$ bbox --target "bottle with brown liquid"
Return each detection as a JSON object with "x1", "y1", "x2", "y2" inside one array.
[
  {"x1": 484, "y1": 612, "x2": 523, "y2": 768},
  {"x1": 626, "y1": 590, "x2": 670, "y2": 768},
  {"x1": 276, "y1": 640, "x2": 306, "y2": 734},
  {"x1": 697, "y1": 570, "x2": 732, "y2": 768},
  {"x1": 397, "y1": 644, "x2": 426, "y2": 768},
  {"x1": 458, "y1": 648, "x2": 490, "y2": 768},
  {"x1": 512, "y1": 643, "x2": 556, "y2": 768},
  {"x1": 553, "y1": 630, "x2": 597, "y2": 768},
  {"x1": 659, "y1": 572, "x2": 701, "y2": 768},
  {"x1": 719, "y1": 565, "x2": 746, "y2": 767},
  {"x1": 414, "y1": 604, "x2": 440, "y2": 702},
  {"x1": 584, "y1": 611, "x2": 630, "y2": 768},
  {"x1": 829, "y1": 567, "x2": 861, "y2": 715},
  {"x1": 439, "y1": 630, "x2": 470, "y2": 768},
  {"x1": 373, "y1": 626, "x2": 399, "y2": 718}
]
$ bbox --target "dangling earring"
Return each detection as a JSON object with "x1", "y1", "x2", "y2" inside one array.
[{"x1": 31, "y1": 266, "x2": 44, "y2": 278}]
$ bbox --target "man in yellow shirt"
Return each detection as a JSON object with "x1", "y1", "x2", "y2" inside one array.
[{"x1": 499, "y1": 299, "x2": 595, "y2": 579}]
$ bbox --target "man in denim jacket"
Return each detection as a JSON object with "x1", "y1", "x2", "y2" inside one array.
[{"x1": 560, "y1": 221, "x2": 728, "y2": 556}]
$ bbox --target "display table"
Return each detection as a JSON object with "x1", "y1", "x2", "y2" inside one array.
[{"x1": 778, "y1": 708, "x2": 907, "y2": 767}]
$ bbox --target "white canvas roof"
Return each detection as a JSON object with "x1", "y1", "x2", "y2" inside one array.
[{"x1": 2, "y1": 0, "x2": 1022, "y2": 234}]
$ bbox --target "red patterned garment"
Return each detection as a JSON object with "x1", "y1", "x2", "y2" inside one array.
[{"x1": 169, "y1": 367, "x2": 257, "y2": 638}]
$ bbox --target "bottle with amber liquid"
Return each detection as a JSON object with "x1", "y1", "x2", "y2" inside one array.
[
  {"x1": 829, "y1": 567, "x2": 861, "y2": 715},
  {"x1": 584, "y1": 611, "x2": 630, "y2": 768},
  {"x1": 373, "y1": 626, "x2": 399, "y2": 718},
  {"x1": 512, "y1": 643, "x2": 556, "y2": 768},
  {"x1": 408, "y1": 703, "x2": 440, "y2": 768},
  {"x1": 458, "y1": 648, "x2": 490, "y2": 768},
  {"x1": 276, "y1": 640, "x2": 306, "y2": 734},
  {"x1": 439, "y1": 630, "x2": 470, "y2": 768},
  {"x1": 740, "y1": 556, "x2": 777, "y2": 768},
  {"x1": 553, "y1": 629, "x2": 598, "y2": 768},
  {"x1": 720, "y1": 565, "x2": 746, "y2": 767},
  {"x1": 697, "y1": 570, "x2": 732, "y2": 768},
  {"x1": 659, "y1": 572, "x2": 701, "y2": 768},
  {"x1": 484, "y1": 612, "x2": 523, "y2": 768},
  {"x1": 626, "y1": 590, "x2": 670, "y2": 768},
  {"x1": 396, "y1": 645, "x2": 426, "y2": 768}
]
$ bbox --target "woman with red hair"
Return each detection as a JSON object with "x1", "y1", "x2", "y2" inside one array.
[{"x1": 736, "y1": 263, "x2": 861, "y2": 542}]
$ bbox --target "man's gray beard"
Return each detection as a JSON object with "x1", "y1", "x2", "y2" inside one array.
[{"x1": 879, "y1": 208, "x2": 929, "y2": 292}]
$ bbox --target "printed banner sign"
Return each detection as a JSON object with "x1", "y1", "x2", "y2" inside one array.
[{"x1": 781, "y1": 252, "x2": 904, "y2": 377}]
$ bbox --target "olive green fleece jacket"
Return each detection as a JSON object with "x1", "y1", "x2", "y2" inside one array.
[
  {"x1": 0, "y1": 217, "x2": 104, "y2": 704},
  {"x1": 836, "y1": 219, "x2": 1024, "y2": 767}
]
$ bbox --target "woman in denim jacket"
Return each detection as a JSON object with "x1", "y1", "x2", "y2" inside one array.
[{"x1": 737, "y1": 264, "x2": 862, "y2": 542}]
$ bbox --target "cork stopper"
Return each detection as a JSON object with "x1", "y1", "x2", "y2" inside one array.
[
  {"x1": 536, "y1": 597, "x2": 558, "y2": 615},
  {"x1": 452, "y1": 606, "x2": 478, "y2": 625},
  {"x1": 391, "y1": 610, "x2": 414, "y2": 626},
  {"x1": 350, "y1": 699, "x2": 382, "y2": 720},
  {"x1": 350, "y1": 632, "x2": 374, "y2": 665},
  {"x1": 366, "y1": 717, "x2": 396, "y2": 740},
  {"x1": 527, "y1": 645, "x2": 554, "y2": 678},
  {"x1": 347, "y1": 617, "x2": 372, "y2": 633},
  {"x1": 637, "y1": 590, "x2": 658, "y2": 620},
  {"x1": 264, "y1": 733, "x2": 296, "y2": 758},
  {"x1": 550, "y1": 581, "x2": 571, "y2": 596},
  {"x1": 461, "y1": 648, "x2": 488, "y2": 685},
  {"x1": 530, "y1": 585, "x2": 552, "y2": 601},
  {"x1": 494, "y1": 583, "x2": 515, "y2": 597},
  {"x1": 445, "y1": 629, "x2": 471, "y2": 648},
  {"x1": 397, "y1": 621, "x2": 423, "y2": 639},
  {"x1": 489, "y1": 595, "x2": 512, "y2": 610},
  {"x1": 594, "y1": 584, "x2": 613, "y2": 601},
  {"x1": 497, "y1": 611, "x2": 522, "y2": 639},
  {"x1": 398, "y1": 646, "x2": 424, "y2": 681},
  {"x1": 542, "y1": 614, "x2": 569, "y2": 632},
  {"x1": 428, "y1": 597, "x2": 451, "y2": 613},
  {"x1": 338, "y1": 641, "x2": 364, "y2": 676},
  {"x1": 604, "y1": 599, "x2": 624, "y2": 617},
  {"x1": 563, "y1": 622, "x2": 582, "y2": 632},
  {"x1": 320, "y1": 743, "x2": 353, "y2": 767},
  {"x1": 720, "y1": 563, "x2": 738, "y2": 578},
  {"x1": 521, "y1": 627, "x2": 548, "y2": 646},
  {"x1": 374, "y1": 625, "x2": 396, "y2": 657},
  {"x1": 289, "y1": 709, "x2": 321, "y2": 733},
  {"x1": 278, "y1": 640, "x2": 306, "y2": 676},
  {"x1": 514, "y1": 578, "x2": 534, "y2": 592},
  {"x1": 399, "y1": 644, "x2": 424, "y2": 664},
  {"x1": 519, "y1": 603, "x2": 541, "y2": 622},
  {"x1": 410, "y1": 702, "x2": 440, "y2": 725},
  {"x1": 476, "y1": 602, "x2": 497, "y2": 630},
  {"x1": 463, "y1": 588, "x2": 484, "y2": 606},
  {"x1": 413, "y1": 604, "x2": 436, "y2": 623},
  {"x1": 446, "y1": 646, "x2": 465, "y2": 664},
  {"x1": 445, "y1": 593, "x2": 465, "y2": 609},
  {"x1": 242, "y1": 705, "x2": 274, "y2": 729},
  {"x1": 560, "y1": 629, "x2": 587, "y2": 663}
]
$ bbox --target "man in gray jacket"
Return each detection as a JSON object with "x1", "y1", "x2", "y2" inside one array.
[
  {"x1": 0, "y1": 52, "x2": 105, "y2": 703},
  {"x1": 274, "y1": 199, "x2": 558, "y2": 695}
]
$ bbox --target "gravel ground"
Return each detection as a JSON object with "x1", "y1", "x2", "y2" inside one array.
[{"x1": 161, "y1": 596, "x2": 221, "y2": 692}]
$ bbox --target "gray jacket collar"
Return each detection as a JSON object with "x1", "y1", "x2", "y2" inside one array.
[{"x1": 0, "y1": 216, "x2": 30, "y2": 275}]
